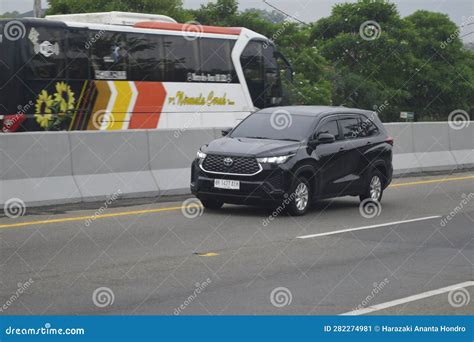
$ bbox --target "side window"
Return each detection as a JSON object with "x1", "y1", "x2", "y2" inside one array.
[
  {"x1": 240, "y1": 41, "x2": 264, "y2": 108},
  {"x1": 262, "y1": 44, "x2": 282, "y2": 105},
  {"x1": 317, "y1": 120, "x2": 339, "y2": 140},
  {"x1": 164, "y1": 35, "x2": 199, "y2": 82},
  {"x1": 67, "y1": 29, "x2": 91, "y2": 79},
  {"x1": 340, "y1": 117, "x2": 359, "y2": 139},
  {"x1": 90, "y1": 31, "x2": 127, "y2": 80},
  {"x1": 358, "y1": 115, "x2": 379, "y2": 137},
  {"x1": 199, "y1": 38, "x2": 236, "y2": 82},
  {"x1": 25, "y1": 26, "x2": 67, "y2": 79},
  {"x1": 128, "y1": 33, "x2": 164, "y2": 81}
]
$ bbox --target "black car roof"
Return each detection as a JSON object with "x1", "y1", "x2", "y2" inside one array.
[{"x1": 258, "y1": 106, "x2": 376, "y2": 117}]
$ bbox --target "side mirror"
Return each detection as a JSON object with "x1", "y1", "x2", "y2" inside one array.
[
  {"x1": 309, "y1": 133, "x2": 335, "y2": 148},
  {"x1": 221, "y1": 127, "x2": 232, "y2": 137},
  {"x1": 316, "y1": 133, "x2": 336, "y2": 144}
]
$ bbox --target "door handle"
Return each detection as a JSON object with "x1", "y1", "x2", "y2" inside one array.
[{"x1": 339, "y1": 147, "x2": 345, "y2": 151}]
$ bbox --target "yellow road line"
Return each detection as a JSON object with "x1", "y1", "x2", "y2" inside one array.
[
  {"x1": 389, "y1": 175, "x2": 474, "y2": 188},
  {"x1": 0, "y1": 205, "x2": 187, "y2": 229},
  {"x1": 195, "y1": 252, "x2": 219, "y2": 257},
  {"x1": 0, "y1": 174, "x2": 472, "y2": 230}
]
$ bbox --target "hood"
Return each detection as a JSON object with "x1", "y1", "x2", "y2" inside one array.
[{"x1": 202, "y1": 137, "x2": 302, "y2": 157}]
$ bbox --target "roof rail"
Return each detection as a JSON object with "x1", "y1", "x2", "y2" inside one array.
[{"x1": 45, "y1": 11, "x2": 177, "y2": 26}]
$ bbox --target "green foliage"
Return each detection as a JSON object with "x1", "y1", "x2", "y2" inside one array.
[
  {"x1": 0, "y1": 11, "x2": 20, "y2": 18},
  {"x1": 46, "y1": 0, "x2": 192, "y2": 22}
]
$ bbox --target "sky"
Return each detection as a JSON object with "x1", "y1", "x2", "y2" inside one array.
[{"x1": 1, "y1": 0, "x2": 473, "y2": 41}]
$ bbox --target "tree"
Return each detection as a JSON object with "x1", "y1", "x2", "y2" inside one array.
[
  {"x1": 310, "y1": 0, "x2": 474, "y2": 121},
  {"x1": 46, "y1": 0, "x2": 192, "y2": 22},
  {"x1": 0, "y1": 11, "x2": 20, "y2": 18}
]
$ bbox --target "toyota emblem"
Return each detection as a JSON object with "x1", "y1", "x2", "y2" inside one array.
[{"x1": 223, "y1": 157, "x2": 233, "y2": 167}]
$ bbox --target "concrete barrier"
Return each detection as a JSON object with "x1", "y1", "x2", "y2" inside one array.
[
  {"x1": 385, "y1": 123, "x2": 422, "y2": 176},
  {"x1": 0, "y1": 122, "x2": 472, "y2": 207},
  {"x1": 148, "y1": 129, "x2": 215, "y2": 195},
  {"x1": 448, "y1": 124, "x2": 474, "y2": 170},
  {"x1": 69, "y1": 130, "x2": 158, "y2": 202},
  {"x1": 0, "y1": 132, "x2": 81, "y2": 206}
]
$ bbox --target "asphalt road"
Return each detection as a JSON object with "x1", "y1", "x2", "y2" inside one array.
[{"x1": 0, "y1": 172, "x2": 473, "y2": 315}]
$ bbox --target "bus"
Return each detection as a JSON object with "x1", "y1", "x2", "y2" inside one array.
[{"x1": 0, "y1": 12, "x2": 292, "y2": 132}]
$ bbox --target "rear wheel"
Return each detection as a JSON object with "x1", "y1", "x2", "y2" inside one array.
[
  {"x1": 200, "y1": 198, "x2": 224, "y2": 210},
  {"x1": 360, "y1": 170, "x2": 384, "y2": 202},
  {"x1": 287, "y1": 177, "x2": 311, "y2": 216}
]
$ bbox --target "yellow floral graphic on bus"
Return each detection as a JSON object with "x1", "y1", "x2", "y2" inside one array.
[
  {"x1": 35, "y1": 82, "x2": 76, "y2": 130},
  {"x1": 34, "y1": 90, "x2": 53, "y2": 129},
  {"x1": 54, "y1": 82, "x2": 75, "y2": 114}
]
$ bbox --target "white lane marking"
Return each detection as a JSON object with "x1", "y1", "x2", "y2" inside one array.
[
  {"x1": 296, "y1": 216, "x2": 441, "y2": 239},
  {"x1": 341, "y1": 281, "x2": 474, "y2": 315}
]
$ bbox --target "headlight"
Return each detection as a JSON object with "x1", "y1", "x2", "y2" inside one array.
[
  {"x1": 197, "y1": 150, "x2": 207, "y2": 159},
  {"x1": 256, "y1": 154, "x2": 294, "y2": 164}
]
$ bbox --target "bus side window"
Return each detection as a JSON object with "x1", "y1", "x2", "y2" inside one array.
[
  {"x1": 67, "y1": 29, "x2": 91, "y2": 80},
  {"x1": 128, "y1": 33, "x2": 165, "y2": 82},
  {"x1": 262, "y1": 44, "x2": 282, "y2": 106},
  {"x1": 199, "y1": 38, "x2": 236, "y2": 83},
  {"x1": 240, "y1": 41, "x2": 264, "y2": 108},
  {"x1": 163, "y1": 35, "x2": 199, "y2": 82},
  {"x1": 90, "y1": 31, "x2": 127, "y2": 80},
  {"x1": 25, "y1": 27, "x2": 67, "y2": 80}
]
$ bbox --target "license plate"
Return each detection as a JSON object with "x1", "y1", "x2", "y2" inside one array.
[{"x1": 214, "y1": 179, "x2": 240, "y2": 190}]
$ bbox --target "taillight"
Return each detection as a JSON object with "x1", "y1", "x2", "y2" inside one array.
[{"x1": 386, "y1": 136, "x2": 394, "y2": 145}]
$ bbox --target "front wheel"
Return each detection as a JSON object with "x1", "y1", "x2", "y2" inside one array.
[
  {"x1": 360, "y1": 171, "x2": 384, "y2": 202},
  {"x1": 287, "y1": 177, "x2": 311, "y2": 216},
  {"x1": 200, "y1": 198, "x2": 224, "y2": 210}
]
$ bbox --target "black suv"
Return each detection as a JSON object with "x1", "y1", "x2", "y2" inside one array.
[{"x1": 191, "y1": 106, "x2": 393, "y2": 215}]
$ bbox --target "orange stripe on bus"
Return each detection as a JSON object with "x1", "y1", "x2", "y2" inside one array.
[
  {"x1": 134, "y1": 22, "x2": 242, "y2": 36},
  {"x1": 129, "y1": 82, "x2": 167, "y2": 129}
]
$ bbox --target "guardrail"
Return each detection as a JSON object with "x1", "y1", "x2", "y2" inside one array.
[{"x1": 0, "y1": 122, "x2": 472, "y2": 207}]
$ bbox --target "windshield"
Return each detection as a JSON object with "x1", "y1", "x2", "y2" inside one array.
[{"x1": 229, "y1": 113, "x2": 314, "y2": 141}]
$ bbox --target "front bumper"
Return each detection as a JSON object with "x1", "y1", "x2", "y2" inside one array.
[{"x1": 190, "y1": 159, "x2": 291, "y2": 204}]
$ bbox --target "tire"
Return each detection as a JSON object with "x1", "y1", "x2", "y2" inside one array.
[
  {"x1": 359, "y1": 170, "x2": 384, "y2": 202},
  {"x1": 200, "y1": 198, "x2": 224, "y2": 210},
  {"x1": 287, "y1": 177, "x2": 311, "y2": 216}
]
